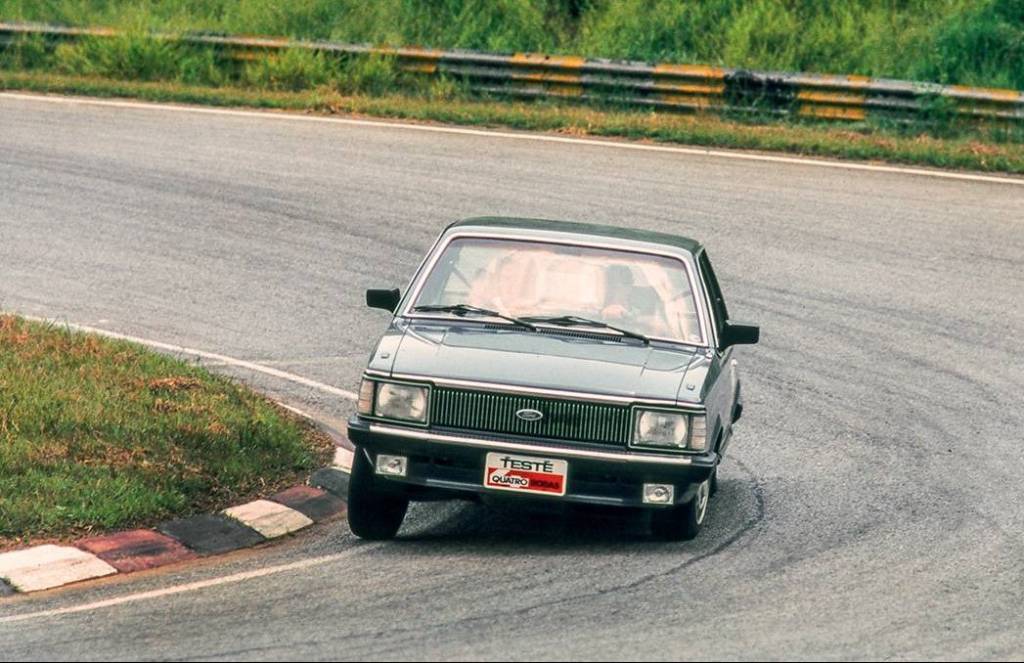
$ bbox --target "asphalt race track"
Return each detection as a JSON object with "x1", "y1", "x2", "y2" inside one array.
[{"x1": 1, "y1": 93, "x2": 1023, "y2": 661}]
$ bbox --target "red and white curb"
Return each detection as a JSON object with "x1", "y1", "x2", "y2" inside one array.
[
  {"x1": 0, "y1": 451, "x2": 352, "y2": 596},
  {"x1": 0, "y1": 546, "x2": 117, "y2": 594},
  {"x1": 223, "y1": 500, "x2": 314, "y2": 539}
]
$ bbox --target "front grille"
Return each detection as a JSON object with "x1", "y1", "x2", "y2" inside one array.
[{"x1": 429, "y1": 386, "x2": 632, "y2": 446}]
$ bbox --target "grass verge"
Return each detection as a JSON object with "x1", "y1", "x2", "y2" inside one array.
[
  {"x1": 2, "y1": 69, "x2": 1023, "y2": 175},
  {"x1": 0, "y1": 315, "x2": 334, "y2": 549}
]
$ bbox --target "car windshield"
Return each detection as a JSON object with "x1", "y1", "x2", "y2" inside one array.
[{"x1": 409, "y1": 237, "x2": 704, "y2": 345}]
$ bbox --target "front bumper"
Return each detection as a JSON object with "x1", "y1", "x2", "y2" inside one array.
[{"x1": 348, "y1": 416, "x2": 716, "y2": 508}]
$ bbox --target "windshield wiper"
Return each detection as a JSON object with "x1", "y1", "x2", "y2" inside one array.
[
  {"x1": 412, "y1": 304, "x2": 537, "y2": 331},
  {"x1": 521, "y1": 315, "x2": 650, "y2": 344}
]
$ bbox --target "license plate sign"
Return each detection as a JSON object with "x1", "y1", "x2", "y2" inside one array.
[{"x1": 484, "y1": 453, "x2": 567, "y2": 496}]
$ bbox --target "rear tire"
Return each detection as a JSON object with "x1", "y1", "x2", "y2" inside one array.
[
  {"x1": 650, "y1": 478, "x2": 711, "y2": 542},
  {"x1": 347, "y1": 448, "x2": 409, "y2": 541}
]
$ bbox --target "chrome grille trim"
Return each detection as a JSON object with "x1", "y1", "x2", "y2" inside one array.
[
  {"x1": 430, "y1": 386, "x2": 632, "y2": 446},
  {"x1": 379, "y1": 372, "x2": 704, "y2": 410}
]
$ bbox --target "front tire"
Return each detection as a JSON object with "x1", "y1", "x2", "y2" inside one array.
[
  {"x1": 347, "y1": 448, "x2": 409, "y2": 540},
  {"x1": 650, "y1": 478, "x2": 711, "y2": 542}
]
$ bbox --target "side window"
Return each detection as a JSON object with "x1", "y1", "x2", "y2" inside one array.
[{"x1": 698, "y1": 251, "x2": 729, "y2": 339}]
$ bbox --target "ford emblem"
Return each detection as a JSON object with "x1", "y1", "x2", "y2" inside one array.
[{"x1": 515, "y1": 408, "x2": 544, "y2": 422}]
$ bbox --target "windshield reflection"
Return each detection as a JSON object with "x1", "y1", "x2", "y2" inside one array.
[{"x1": 411, "y1": 238, "x2": 704, "y2": 345}]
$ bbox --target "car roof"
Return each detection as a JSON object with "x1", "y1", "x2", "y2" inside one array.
[{"x1": 446, "y1": 217, "x2": 704, "y2": 256}]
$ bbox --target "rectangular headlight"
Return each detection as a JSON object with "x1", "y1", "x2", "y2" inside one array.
[
  {"x1": 373, "y1": 382, "x2": 428, "y2": 423},
  {"x1": 633, "y1": 409, "x2": 689, "y2": 449},
  {"x1": 632, "y1": 409, "x2": 708, "y2": 452}
]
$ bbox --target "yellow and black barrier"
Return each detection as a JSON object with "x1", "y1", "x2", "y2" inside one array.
[{"x1": 2, "y1": 22, "x2": 1021, "y2": 124}]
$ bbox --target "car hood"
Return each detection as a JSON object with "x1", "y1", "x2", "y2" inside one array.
[{"x1": 370, "y1": 322, "x2": 704, "y2": 402}]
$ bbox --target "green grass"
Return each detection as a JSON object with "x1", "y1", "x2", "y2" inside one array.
[
  {"x1": 0, "y1": 30, "x2": 427, "y2": 97},
  {"x1": 2, "y1": 0, "x2": 1023, "y2": 89},
  {"x1": 3, "y1": 69, "x2": 1022, "y2": 175},
  {"x1": 0, "y1": 315, "x2": 333, "y2": 547}
]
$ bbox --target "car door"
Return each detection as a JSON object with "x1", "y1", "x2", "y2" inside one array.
[{"x1": 698, "y1": 250, "x2": 739, "y2": 455}]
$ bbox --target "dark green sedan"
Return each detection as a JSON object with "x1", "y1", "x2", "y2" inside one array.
[{"x1": 347, "y1": 217, "x2": 759, "y2": 541}]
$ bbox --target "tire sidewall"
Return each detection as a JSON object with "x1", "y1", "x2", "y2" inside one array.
[
  {"x1": 347, "y1": 447, "x2": 409, "y2": 540},
  {"x1": 651, "y1": 478, "x2": 710, "y2": 541}
]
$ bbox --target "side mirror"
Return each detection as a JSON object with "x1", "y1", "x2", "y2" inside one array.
[
  {"x1": 366, "y1": 288, "x2": 401, "y2": 313},
  {"x1": 720, "y1": 321, "x2": 759, "y2": 350}
]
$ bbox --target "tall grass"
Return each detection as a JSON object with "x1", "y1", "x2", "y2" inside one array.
[
  {"x1": 6, "y1": 29, "x2": 424, "y2": 97},
  {"x1": 3, "y1": 0, "x2": 1023, "y2": 89},
  {"x1": 53, "y1": 33, "x2": 184, "y2": 81}
]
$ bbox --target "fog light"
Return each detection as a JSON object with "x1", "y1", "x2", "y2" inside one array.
[
  {"x1": 375, "y1": 454, "x2": 407, "y2": 477},
  {"x1": 643, "y1": 483, "x2": 675, "y2": 505}
]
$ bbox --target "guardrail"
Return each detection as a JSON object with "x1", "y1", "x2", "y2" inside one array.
[{"x1": 3, "y1": 21, "x2": 1022, "y2": 124}]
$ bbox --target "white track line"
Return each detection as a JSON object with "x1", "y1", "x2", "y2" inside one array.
[
  {"x1": 23, "y1": 316, "x2": 359, "y2": 401},
  {"x1": 2, "y1": 91, "x2": 1021, "y2": 186},
  {"x1": 0, "y1": 550, "x2": 367, "y2": 625}
]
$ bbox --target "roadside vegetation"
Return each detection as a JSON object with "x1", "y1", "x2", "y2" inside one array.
[
  {"x1": 0, "y1": 315, "x2": 333, "y2": 547},
  {"x1": 0, "y1": 1, "x2": 1021, "y2": 173},
  {"x1": 4, "y1": 0, "x2": 1023, "y2": 89}
]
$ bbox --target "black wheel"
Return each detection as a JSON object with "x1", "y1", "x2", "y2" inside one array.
[
  {"x1": 347, "y1": 447, "x2": 409, "y2": 541},
  {"x1": 709, "y1": 464, "x2": 719, "y2": 496},
  {"x1": 650, "y1": 478, "x2": 711, "y2": 542}
]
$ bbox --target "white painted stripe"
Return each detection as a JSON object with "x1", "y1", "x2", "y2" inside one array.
[
  {"x1": 279, "y1": 403, "x2": 315, "y2": 419},
  {"x1": 222, "y1": 500, "x2": 314, "y2": 539},
  {"x1": 0, "y1": 549, "x2": 368, "y2": 624},
  {"x1": 2, "y1": 91, "x2": 1021, "y2": 186},
  {"x1": 22, "y1": 316, "x2": 359, "y2": 401}
]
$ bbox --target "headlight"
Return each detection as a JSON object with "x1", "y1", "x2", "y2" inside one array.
[
  {"x1": 634, "y1": 410, "x2": 688, "y2": 449},
  {"x1": 632, "y1": 410, "x2": 708, "y2": 452},
  {"x1": 373, "y1": 382, "x2": 428, "y2": 423}
]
